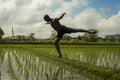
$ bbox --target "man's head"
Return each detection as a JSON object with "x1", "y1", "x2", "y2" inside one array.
[{"x1": 44, "y1": 15, "x2": 51, "y2": 22}]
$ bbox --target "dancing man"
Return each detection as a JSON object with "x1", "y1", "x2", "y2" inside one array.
[{"x1": 44, "y1": 12, "x2": 96, "y2": 58}]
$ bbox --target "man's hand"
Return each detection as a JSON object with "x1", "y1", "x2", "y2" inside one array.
[
  {"x1": 63, "y1": 12, "x2": 66, "y2": 15},
  {"x1": 57, "y1": 12, "x2": 66, "y2": 20}
]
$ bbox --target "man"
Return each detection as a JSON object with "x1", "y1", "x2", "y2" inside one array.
[{"x1": 44, "y1": 12, "x2": 96, "y2": 58}]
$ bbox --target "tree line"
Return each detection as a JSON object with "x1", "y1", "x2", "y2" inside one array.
[{"x1": 0, "y1": 27, "x2": 120, "y2": 44}]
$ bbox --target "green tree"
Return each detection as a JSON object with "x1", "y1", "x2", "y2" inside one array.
[
  {"x1": 16, "y1": 35, "x2": 26, "y2": 41},
  {"x1": 50, "y1": 31, "x2": 56, "y2": 39},
  {"x1": 77, "y1": 35, "x2": 82, "y2": 40},
  {"x1": 62, "y1": 35, "x2": 72, "y2": 40},
  {"x1": 82, "y1": 29, "x2": 98, "y2": 42},
  {"x1": 0, "y1": 27, "x2": 5, "y2": 40},
  {"x1": 27, "y1": 33, "x2": 35, "y2": 41}
]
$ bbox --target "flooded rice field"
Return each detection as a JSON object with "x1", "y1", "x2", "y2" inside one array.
[
  {"x1": 0, "y1": 48, "x2": 89, "y2": 80},
  {"x1": 0, "y1": 45, "x2": 120, "y2": 80}
]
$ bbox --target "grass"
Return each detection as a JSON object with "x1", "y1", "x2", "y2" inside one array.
[
  {"x1": 26, "y1": 44, "x2": 120, "y2": 80},
  {"x1": 0, "y1": 44, "x2": 120, "y2": 80},
  {"x1": 29, "y1": 48, "x2": 120, "y2": 80}
]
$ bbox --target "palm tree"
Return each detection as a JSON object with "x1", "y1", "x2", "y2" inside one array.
[{"x1": 0, "y1": 27, "x2": 5, "y2": 40}]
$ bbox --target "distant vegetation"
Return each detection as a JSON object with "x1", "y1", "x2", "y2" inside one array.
[
  {"x1": 0, "y1": 27, "x2": 4, "y2": 40},
  {"x1": 0, "y1": 27, "x2": 120, "y2": 44}
]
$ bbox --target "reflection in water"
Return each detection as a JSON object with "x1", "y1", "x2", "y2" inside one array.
[
  {"x1": 63, "y1": 46, "x2": 120, "y2": 69},
  {"x1": 0, "y1": 48, "x2": 89, "y2": 80},
  {"x1": 0, "y1": 46, "x2": 119, "y2": 80}
]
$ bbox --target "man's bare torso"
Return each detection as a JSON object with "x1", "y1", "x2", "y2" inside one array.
[{"x1": 50, "y1": 19, "x2": 65, "y2": 32}]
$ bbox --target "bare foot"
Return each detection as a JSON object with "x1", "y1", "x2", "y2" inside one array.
[
  {"x1": 58, "y1": 54, "x2": 62, "y2": 58},
  {"x1": 88, "y1": 30, "x2": 97, "y2": 34},
  {"x1": 90, "y1": 31, "x2": 97, "y2": 34}
]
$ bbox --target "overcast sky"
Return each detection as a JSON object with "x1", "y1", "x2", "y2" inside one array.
[{"x1": 0, "y1": 0, "x2": 120, "y2": 38}]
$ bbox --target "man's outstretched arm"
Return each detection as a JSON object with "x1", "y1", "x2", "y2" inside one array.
[{"x1": 56, "y1": 12, "x2": 66, "y2": 20}]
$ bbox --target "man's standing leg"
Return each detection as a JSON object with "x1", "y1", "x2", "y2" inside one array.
[{"x1": 54, "y1": 37, "x2": 62, "y2": 58}]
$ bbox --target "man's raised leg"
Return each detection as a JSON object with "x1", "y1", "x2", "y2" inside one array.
[
  {"x1": 54, "y1": 37, "x2": 62, "y2": 58},
  {"x1": 77, "y1": 29, "x2": 97, "y2": 34},
  {"x1": 67, "y1": 28, "x2": 97, "y2": 34}
]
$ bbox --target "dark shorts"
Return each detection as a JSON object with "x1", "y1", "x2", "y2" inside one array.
[{"x1": 56, "y1": 27, "x2": 80, "y2": 38}]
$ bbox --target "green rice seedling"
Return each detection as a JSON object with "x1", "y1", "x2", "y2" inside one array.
[
  {"x1": 24, "y1": 67, "x2": 29, "y2": 80},
  {"x1": 45, "y1": 71, "x2": 49, "y2": 80},
  {"x1": 0, "y1": 71, "x2": 1, "y2": 80},
  {"x1": 1, "y1": 44, "x2": 120, "y2": 80},
  {"x1": 14, "y1": 54, "x2": 22, "y2": 71},
  {"x1": 8, "y1": 52, "x2": 17, "y2": 79},
  {"x1": 0, "y1": 50, "x2": 5, "y2": 65}
]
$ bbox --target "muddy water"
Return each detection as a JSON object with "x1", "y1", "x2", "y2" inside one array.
[{"x1": 0, "y1": 48, "x2": 90, "y2": 80}]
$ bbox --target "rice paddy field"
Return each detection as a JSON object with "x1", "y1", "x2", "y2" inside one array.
[{"x1": 0, "y1": 44, "x2": 120, "y2": 80}]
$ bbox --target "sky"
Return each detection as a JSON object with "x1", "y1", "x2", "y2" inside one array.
[{"x1": 0, "y1": 0, "x2": 120, "y2": 38}]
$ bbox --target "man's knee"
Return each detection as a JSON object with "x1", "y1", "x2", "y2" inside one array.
[
  {"x1": 55, "y1": 40, "x2": 59, "y2": 45},
  {"x1": 54, "y1": 38, "x2": 60, "y2": 45}
]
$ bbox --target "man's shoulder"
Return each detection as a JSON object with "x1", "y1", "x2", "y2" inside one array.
[
  {"x1": 53, "y1": 18, "x2": 59, "y2": 20},
  {"x1": 52, "y1": 18, "x2": 58, "y2": 22}
]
